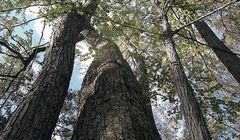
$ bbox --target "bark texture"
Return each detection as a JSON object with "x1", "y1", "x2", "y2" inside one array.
[
  {"x1": 0, "y1": 12, "x2": 88, "y2": 140},
  {"x1": 162, "y1": 15, "x2": 211, "y2": 140},
  {"x1": 71, "y1": 30, "x2": 161, "y2": 140},
  {"x1": 194, "y1": 21, "x2": 240, "y2": 84}
]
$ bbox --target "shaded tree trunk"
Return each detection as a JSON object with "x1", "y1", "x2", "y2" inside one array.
[
  {"x1": 132, "y1": 52, "x2": 158, "y2": 132},
  {"x1": 0, "y1": 116, "x2": 6, "y2": 132},
  {"x1": 194, "y1": 21, "x2": 240, "y2": 84},
  {"x1": 161, "y1": 14, "x2": 211, "y2": 140},
  {"x1": 0, "y1": 12, "x2": 89, "y2": 140},
  {"x1": 71, "y1": 29, "x2": 161, "y2": 140},
  {"x1": 133, "y1": 53, "x2": 150, "y2": 96}
]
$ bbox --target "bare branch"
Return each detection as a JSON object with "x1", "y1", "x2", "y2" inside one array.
[
  {"x1": 13, "y1": 16, "x2": 46, "y2": 28},
  {"x1": 38, "y1": 20, "x2": 46, "y2": 46},
  {"x1": 0, "y1": 50, "x2": 19, "y2": 59},
  {"x1": 0, "y1": 74, "x2": 15, "y2": 78},
  {"x1": 0, "y1": 40, "x2": 26, "y2": 62},
  {"x1": 24, "y1": 46, "x2": 46, "y2": 66}
]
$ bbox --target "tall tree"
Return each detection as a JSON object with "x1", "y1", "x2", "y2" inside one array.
[
  {"x1": 156, "y1": 1, "x2": 211, "y2": 139},
  {"x1": 194, "y1": 21, "x2": 240, "y2": 84},
  {"x1": 0, "y1": 11, "x2": 91, "y2": 140},
  {"x1": 71, "y1": 28, "x2": 161, "y2": 140},
  {"x1": 131, "y1": 51, "x2": 158, "y2": 132}
]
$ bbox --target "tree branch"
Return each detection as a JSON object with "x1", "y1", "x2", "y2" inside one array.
[
  {"x1": 0, "y1": 2, "x2": 61, "y2": 13},
  {"x1": 0, "y1": 46, "x2": 46, "y2": 78},
  {"x1": 176, "y1": 32, "x2": 240, "y2": 56},
  {"x1": 0, "y1": 74, "x2": 15, "y2": 78},
  {"x1": 0, "y1": 46, "x2": 46, "y2": 106},
  {"x1": 24, "y1": 46, "x2": 46, "y2": 66},
  {"x1": 94, "y1": 14, "x2": 162, "y2": 36},
  {"x1": 0, "y1": 40, "x2": 26, "y2": 62},
  {"x1": 0, "y1": 50, "x2": 19, "y2": 59},
  {"x1": 173, "y1": 0, "x2": 239, "y2": 34},
  {"x1": 207, "y1": 113, "x2": 240, "y2": 133},
  {"x1": 13, "y1": 16, "x2": 46, "y2": 28}
]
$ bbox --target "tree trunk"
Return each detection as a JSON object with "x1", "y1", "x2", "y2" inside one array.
[
  {"x1": 133, "y1": 53, "x2": 150, "y2": 96},
  {"x1": 0, "y1": 12, "x2": 88, "y2": 140},
  {"x1": 194, "y1": 21, "x2": 240, "y2": 84},
  {"x1": 162, "y1": 15, "x2": 211, "y2": 140},
  {"x1": 133, "y1": 52, "x2": 158, "y2": 133},
  {"x1": 71, "y1": 29, "x2": 161, "y2": 140}
]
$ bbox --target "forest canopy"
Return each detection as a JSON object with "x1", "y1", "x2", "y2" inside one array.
[{"x1": 0, "y1": 0, "x2": 240, "y2": 140}]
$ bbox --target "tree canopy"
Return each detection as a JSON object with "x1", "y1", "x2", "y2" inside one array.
[{"x1": 0, "y1": 0, "x2": 239, "y2": 139}]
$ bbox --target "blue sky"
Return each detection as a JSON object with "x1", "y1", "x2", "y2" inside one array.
[{"x1": 69, "y1": 58, "x2": 82, "y2": 90}]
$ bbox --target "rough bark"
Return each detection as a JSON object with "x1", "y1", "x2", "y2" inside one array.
[
  {"x1": 71, "y1": 30, "x2": 161, "y2": 140},
  {"x1": 0, "y1": 12, "x2": 88, "y2": 140},
  {"x1": 194, "y1": 21, "x2": 240, "y2": 84},
  {"x1": 162, "y1": 15, "x2": 211, "y2": 140},
  {"x1": 0, "y1": 116, "x2": 6, "y2": 132}
]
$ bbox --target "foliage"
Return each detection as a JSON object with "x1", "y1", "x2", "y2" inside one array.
[{"x1": 0, "y1": 0, "x2": 239, "y2": 139}]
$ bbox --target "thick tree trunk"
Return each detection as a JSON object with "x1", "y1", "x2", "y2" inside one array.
[
  {"x1": 71, "y1": 30, "x2": 161, "y2": 140},
  {"x1": 194, "y1": 21, "x2": 240, "y2": 84},
  {"x1": 0, "y1": 12, "x2": 88, "y2": 140},
  {"x1": 162, "y1": 15, "x2": 211, "y2": 140}
]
